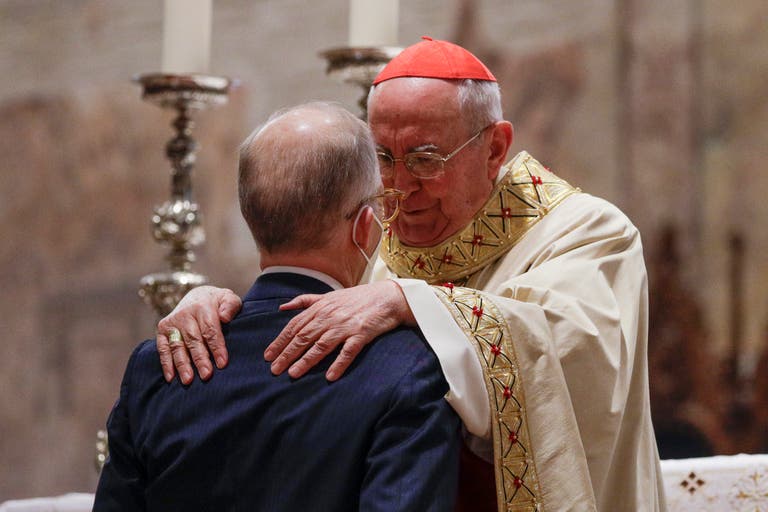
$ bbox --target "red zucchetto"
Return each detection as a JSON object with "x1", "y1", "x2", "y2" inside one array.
[{"x1": 372, "y1": 36, "x2": 497, "y2": 85}]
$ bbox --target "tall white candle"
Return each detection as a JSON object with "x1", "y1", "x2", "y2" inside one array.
[
  {"x1": 349, "y1": 0, "x2": 398, "y2": 47},
  {"x1": 161, "y1": 0, "x2": 212, "y2": 74}
]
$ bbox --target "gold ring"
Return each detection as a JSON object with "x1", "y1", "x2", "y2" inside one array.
[{"x1": 168, "y1": 328, "x2": 184, "y2": 348}]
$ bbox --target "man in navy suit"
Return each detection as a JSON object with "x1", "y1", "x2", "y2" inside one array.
[{"x1": 93, "y1": 102, "x2": 461, "y2": 511}]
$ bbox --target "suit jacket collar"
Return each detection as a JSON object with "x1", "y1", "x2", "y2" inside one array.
[{"x1": 243, "y1": 272, "x2": 335, "y2": 303}]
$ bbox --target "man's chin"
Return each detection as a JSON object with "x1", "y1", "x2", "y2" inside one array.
[{"x1": 392, "y1": 222, "x2": 445, "y2": 248}]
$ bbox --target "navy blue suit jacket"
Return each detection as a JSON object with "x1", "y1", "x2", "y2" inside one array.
[{"x1": 94, "y1": 272, "x2": 461, "y2": 511}]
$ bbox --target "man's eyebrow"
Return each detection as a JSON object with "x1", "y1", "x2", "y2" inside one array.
[
  {"x1": 412, "y1": 143, "x2": 439, "y2": 152},
  {"x1": 376, "y1": 143, "x2": 440, "y2": 154}
]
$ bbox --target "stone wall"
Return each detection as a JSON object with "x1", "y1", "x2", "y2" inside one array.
[{"x1": 0, "y1": 0, "x2": 766, "y2": 499}]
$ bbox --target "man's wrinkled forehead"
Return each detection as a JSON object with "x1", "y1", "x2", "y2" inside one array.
[{"x1": 367, "y1": 77, "x2": 464, "y2": 141}]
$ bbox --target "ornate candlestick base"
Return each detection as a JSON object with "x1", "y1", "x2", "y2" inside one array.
[
  {"x1": 135, "y1": 73, "x2": 231, "y2": 317},
  {"x1": 319, "y1": 46, "x2": 402, "y2": 118},
  {"x1": 139, "y1": 271, "x2": 208, "y2": 319},
  {"x1": 95, "y1": 429, "x2": 108, "y2": 473}
]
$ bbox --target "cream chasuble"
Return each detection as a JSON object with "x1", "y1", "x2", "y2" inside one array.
[{"x1": 370, "y1": 151, "x2": 666, "y2": 512}]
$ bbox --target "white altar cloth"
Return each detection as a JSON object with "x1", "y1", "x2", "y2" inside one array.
[
  {"x1": 0, "y1": 493, "x2": 93, "y2": 512},
  {"x1": 660, "y1": 454, "x2": 768, "y2": 512}
]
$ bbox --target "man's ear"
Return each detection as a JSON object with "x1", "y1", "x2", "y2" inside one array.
[
  {"x1": 352, "y1": 206, "x2": 377, "y2": 250},
  {"x1": 486, "y1": 121, "x2": 513, "y2": 181}
]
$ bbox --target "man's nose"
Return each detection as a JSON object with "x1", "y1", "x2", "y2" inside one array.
[{"x1": 392, "y1": 160, "x2": 420, "y2": 194}]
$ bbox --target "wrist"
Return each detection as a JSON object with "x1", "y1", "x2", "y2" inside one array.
[{"x1": 386, "y1": 279, "x2": 416, "y2": 326}]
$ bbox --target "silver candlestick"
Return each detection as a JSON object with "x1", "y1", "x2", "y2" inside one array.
[
  {"x1": 319, "y1": 46, "x2": 402, "y2": 118},
  {"x1": 134, "y1": 73, "x2": 231, "y2": 317}
]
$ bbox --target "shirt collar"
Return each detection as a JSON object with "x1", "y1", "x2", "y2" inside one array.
[{"x1": 260, "y1": 266, "x2": 344, "y2": 291}]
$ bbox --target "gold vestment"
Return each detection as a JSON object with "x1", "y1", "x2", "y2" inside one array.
[{"x1": 377, "y1": 151, "x2": 666, "y2": 511}]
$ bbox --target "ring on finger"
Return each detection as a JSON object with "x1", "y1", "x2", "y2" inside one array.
[{"x1": 168, "y1": 328, "x2": 184, "y2": 348}]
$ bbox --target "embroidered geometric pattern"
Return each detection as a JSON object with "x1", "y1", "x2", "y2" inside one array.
[
  {"x1": 435, "y1": 285, "x2": 543, "y2": 512},
  {"x1": 729, "y1": 469, "x2": 768, "y2": 511},
  {"x1": 663, "y1": 458, "x2": 768, "y2": 511},
  {"x1": 680, "y1": 472, "x2": 706, "y2": 495},
  {"x1": 382, "y1": 152, "x2": 579, "y2": 285}
]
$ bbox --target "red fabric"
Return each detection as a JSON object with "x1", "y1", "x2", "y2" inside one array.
[
  {"x1": 455, "y1": 442, "x2": 497, "y2": 512},
  {"x1": 373, "y1": 36, "x2": 497, "y2": 85}
]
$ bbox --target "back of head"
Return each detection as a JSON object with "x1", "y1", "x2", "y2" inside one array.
[{"x1": 238, "y1": 102, "x2": 379, "y2": 254}]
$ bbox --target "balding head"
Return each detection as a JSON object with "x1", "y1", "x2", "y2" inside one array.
[{"x1": 238, "y1": 102, "x2": 379, "y2": 254}]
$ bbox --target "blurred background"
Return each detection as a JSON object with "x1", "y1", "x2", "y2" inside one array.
[{"x1": 1, "y1": 0, "x2": 766, "y2": 500}]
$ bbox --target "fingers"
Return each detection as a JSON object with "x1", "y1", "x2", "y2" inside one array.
[
  {"x1": 264, "y1": 313, "x2": 304, "y2": 362},
  {"x1": 170, "y1": 334, "x2": 195, "y2": 385},
  {"x1": 278, "y1": 294, "x2": 322, "y2": 312},
  {"x1": 198, "y1": 305, "x2": 228, "y2": 370},
  {"x1": 157, "y1": 317, "x2": 194, "y2": 384},
  {"x1": 157, "y1": 313, "x2": 212, "y2": 384},
  {"x1": 326, "y1": 338, "x2": 366, "y2": 381},
  {"x1": 155, "y1": 332, "x2": 175, "y2": 382},
  {"x1": 268, "y1": 308, "x2": 338, "y2": 374},
  {"x1": 217, "y1": 289, "x2": 242, "y2": 323},
  {"x1": 287, "y1": 333, "x2": 345, "y2": 379},
  {"x1": 266, "y1": 294, "x2": 325, "y2": 363},
  {"x1": 267, "y1": 286, "x2": 393, "y2": 379},
  {"x1": 155, "y1": 284, "x2": 237, "y2": 383},
  {"x1": 269, "y1": 331, "x2": 315, "y2": 375},
  {"x1": 180, "y1": 320, "x2": 213, "y2": 382}
]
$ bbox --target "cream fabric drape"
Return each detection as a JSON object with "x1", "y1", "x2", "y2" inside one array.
[{"x1": 373, "y1": 160, "x2": 666, "y2": 510}]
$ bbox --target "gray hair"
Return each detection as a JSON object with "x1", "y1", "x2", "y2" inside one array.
[
  {"x1": 456, "y1": 79, "x2": 503, "y2": 132},
  {"x1": 238, "y1": 101, "x2": 379, "y2": 253},
  {"x1": 367, "y1": 78, "x2": 502, "y2": 133}
]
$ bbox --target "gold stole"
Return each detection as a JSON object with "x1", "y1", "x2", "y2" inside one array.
[
  {"x1": 382, "y1": 152, "x2": 579, "y2": 511},
  {"x1": 381, "y1": 151, "x2": 579, "y2": 286}
]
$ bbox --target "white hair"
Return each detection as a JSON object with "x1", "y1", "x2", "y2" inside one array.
[
  {"x1": 367, "y1": 78, "x2": 503, "y2": 133},
  {"x1": 456, "y1": 79, "x2": 503, "y2": 131}
]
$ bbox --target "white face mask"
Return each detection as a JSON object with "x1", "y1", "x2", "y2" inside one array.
[{"x1": 352, "y1": 205, "x2": 384, "y2": 285}]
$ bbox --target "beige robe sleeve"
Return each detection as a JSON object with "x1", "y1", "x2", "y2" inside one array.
[{"x1": 395, "y1": 193, "x2": 666, "y2": 512}]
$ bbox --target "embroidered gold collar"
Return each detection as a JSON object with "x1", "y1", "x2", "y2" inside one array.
[{"x1": 381, "y1": 151, "x2": 579, "y2": 284}]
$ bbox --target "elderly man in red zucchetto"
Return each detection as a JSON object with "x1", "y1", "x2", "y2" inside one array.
[{"x1": 155, "y1": 37, "x2": 667, "y2": 512}]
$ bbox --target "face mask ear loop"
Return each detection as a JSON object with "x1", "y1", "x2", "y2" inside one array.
[
  {"x1": 352, "y1": 205, "x2": 373, "y2": 265},
  {"x1": 352, "y1": 205, "x2": 384, "y2": 264}
]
